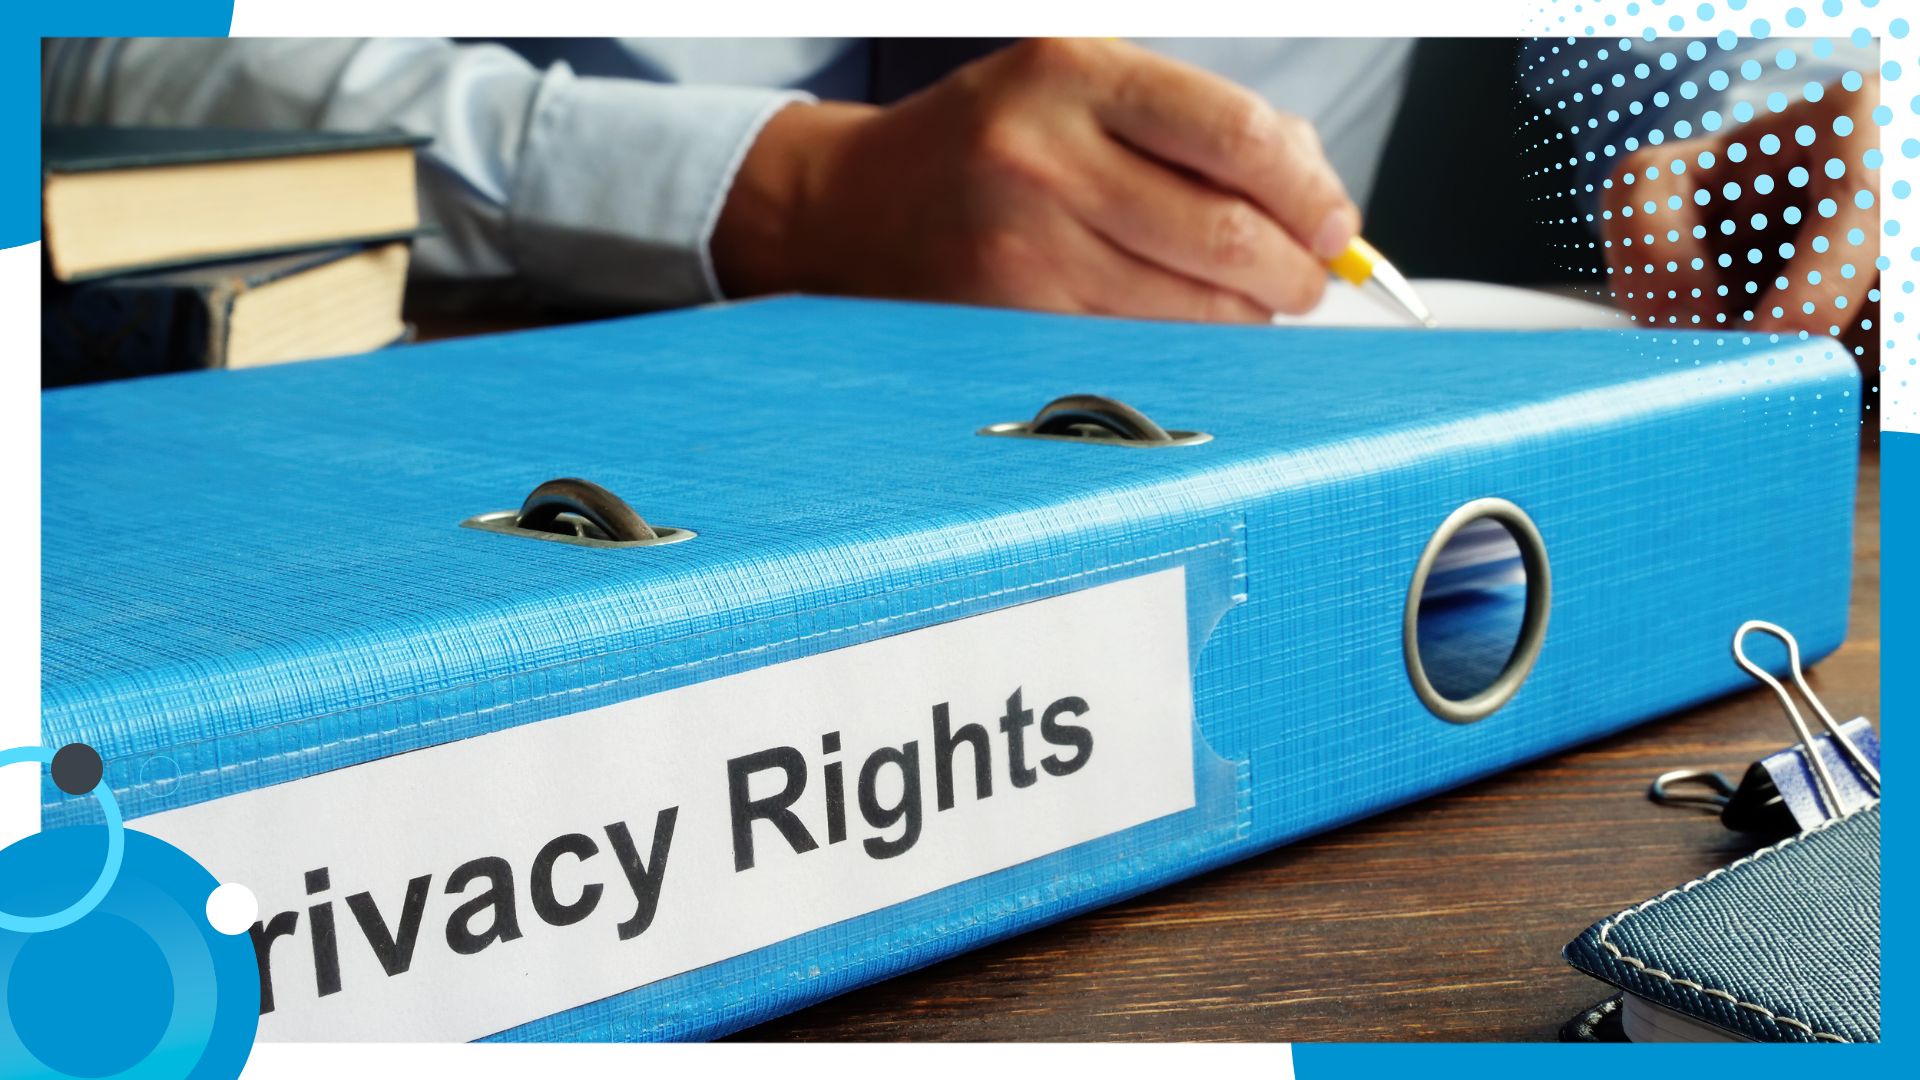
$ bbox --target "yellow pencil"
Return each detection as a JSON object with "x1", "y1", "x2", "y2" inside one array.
[{"x1": 1327, "y1": 237, "x2": 1437, "y2": 327}]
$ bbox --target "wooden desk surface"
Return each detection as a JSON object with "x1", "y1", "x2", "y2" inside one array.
[{"x1": 738, "y1": 451, "x2": 1880, "y2": 1043}]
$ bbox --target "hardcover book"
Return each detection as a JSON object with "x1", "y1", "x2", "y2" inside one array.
[
  {"x1": 42, "y1": 242, "x2": 412, "y2": 386},
  {"x1": 42, "y1": 126, "x2": 424, "y2": 281}
]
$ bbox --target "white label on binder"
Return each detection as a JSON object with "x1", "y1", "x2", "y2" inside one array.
[{"x1": 136, "y1": 567, "x2": 1199, "y2": 1041}]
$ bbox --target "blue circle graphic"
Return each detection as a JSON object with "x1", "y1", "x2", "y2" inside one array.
[
  {"x1": 0, "y1": 828, "x2": 260, "y2": 1079},
  {"x1": 10, "y1": 913, "x2": 173, "y2": 1076},
  {"x1": 0, "y1": 746, "x2": 122, "y2": 934}
]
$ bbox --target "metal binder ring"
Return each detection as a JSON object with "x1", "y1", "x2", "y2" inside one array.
[
  {"x1": 517, "y1": 478, "x2": 659, "y2": 542},
  {"x1": 461, "y1": 478, "x2": 695, "y2": 548},
  {"x1": 977, "y1": 394, "x2": 1212, "y2": 446},
  {"x1": 1030, "y1": 395, "x2": 1175, "y2": 442},
  {"x1": 1403, "y1": 498, "x2": 1552, "y2": 724}
]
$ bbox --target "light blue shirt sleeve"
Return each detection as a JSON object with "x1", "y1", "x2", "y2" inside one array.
[
  {"x1": 1527, "y1": 35, "x2": 1875, "y2": 224},
  {"x1": 41, "y1": 38, "x2": 809, "y2": 309}
]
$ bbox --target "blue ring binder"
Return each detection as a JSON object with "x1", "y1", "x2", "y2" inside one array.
[{"x1": 40, "y1": 296, "x2": 1860, "y2": 1040}]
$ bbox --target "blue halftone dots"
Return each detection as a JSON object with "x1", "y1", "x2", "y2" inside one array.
[
  {"x1": 1896, "y1": 179, "x2": 1912, "y2": 198},
  {"x1": 1752, "y1": 18, "x2": 1772, "y2": 37},
  {"x1": 8, "y1": 914, "x2": 173, "y2": 1076},
  {"x1": 1791, "y1": 164, "x2": 1812, "y2": 185},
  {"x1": 1864, "y1": 148, "x2": 1884, "y2": 168},
  {"x1": 1698, "y1": 149, "x2": 1718, "y2": 168},
  {"x1": 1815, "y1": 233, "x2": 1833, "y2": 252},
  {"x1": 1776, "y1": 48, "x2": 1798, "y2": 70},
  {"x1": 1709, "y1": 68, "x2": 1732, "y2": 90},
  {"x1": 1786, "y1": 5, "x2": 1807, "y2": 26},
  {"x1": 1813, "y1": 38, "x2": 1835, "y2": 59},
  {"x1": 1857, "y1": 190, "x2": 1876, "y2": 210},
  {"x1": 1848, "y1": 227, "x2": 1867, "y2": 245},
  {"x1": 1901, "y1": 139, "x2": 1919, "y2": 159},
  {"x1": 1741, "y1": 58, "x2": 1764, "y2": 80},
  {"x1": 1688, "y1": 40, "x2": 1708, "y2": 61},
  {"x1": 1723, "y1": 180, "x2": 1745, "y2": 199},
  {"x1": 1825, "y1": 157, "x2": 1848, "y2": 179},
  {"x1": 1761, "y1": 132, "x2": 1783, "y2": 154},
  {"x1": 1786, "y1": 205, "x2": 1805, "y2": 224},
  {"x1": 1893, "y1": 17, "x2": 1911, "y2": 37},
  {"x1": 1884, "y1": 61, "x2": 1904, "y2": 81},
  {"x1": 1833, "y1": 115, "x2": 1855, "y2": 137},
  {"x1": 1874, "y1": 105, "x2": 1893, "y2": 125}
]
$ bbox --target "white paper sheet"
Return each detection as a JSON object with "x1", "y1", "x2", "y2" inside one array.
[{"x1": 1275, "y1": 278, "x2": 1625, "y2": 329}]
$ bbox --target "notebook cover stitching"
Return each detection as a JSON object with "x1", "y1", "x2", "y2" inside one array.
[{"x1": 1593, "y1": 801, "x2": 1878, "y2": 1042}]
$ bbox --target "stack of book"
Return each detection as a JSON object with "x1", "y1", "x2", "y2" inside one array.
[{"x1": 41, "y1": 127, "x2": 425, "y2": 387}]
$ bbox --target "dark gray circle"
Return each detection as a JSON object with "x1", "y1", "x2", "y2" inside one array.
[{"x1": 51, "y1": 743, "x2": 102, "y2": 795}]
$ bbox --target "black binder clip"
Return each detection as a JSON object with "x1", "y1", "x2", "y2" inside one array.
[{"x1": 1650, "y1": 621, "x2": 1879, "y2": 838}]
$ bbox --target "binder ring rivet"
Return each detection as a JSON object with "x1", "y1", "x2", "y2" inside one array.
[
  {"x1": 461, "y1": 477, "x2": 695, "y2": 549},
  {"x1": 1403, "y1": 497, "x2": 1551, "y2": 723},
  {"x1": 977, "y1": 394, "x2": 1211, "y2": 446}
]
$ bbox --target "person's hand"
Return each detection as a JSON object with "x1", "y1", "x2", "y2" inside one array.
[
  {"x1": 1600, "y1": 75, "x2": 1879, "y2": 340},
  {"x1": 711, "y1": 38, "x2": 1360, "y2": 323}
]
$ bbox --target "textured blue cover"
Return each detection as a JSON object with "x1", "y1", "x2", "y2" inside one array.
[{"x1": 40, "y1": 297, "x2": 1858, "y2": 1040}]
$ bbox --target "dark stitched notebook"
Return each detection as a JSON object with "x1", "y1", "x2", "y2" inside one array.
[{"x1": 1563, "y1": 803, "x2": 1879, "y2": 1043}]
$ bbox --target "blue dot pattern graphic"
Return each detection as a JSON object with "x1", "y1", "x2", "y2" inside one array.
[{"x1": 1524, "y1": 0, "x2": 1914, "y2": 431}]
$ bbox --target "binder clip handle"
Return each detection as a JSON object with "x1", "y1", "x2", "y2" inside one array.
[
  {"x1": 1649, "y1": 769, "x2": 1738, "y2": 812},
  {"x1": 1731, "y1": 620, "x2": 1880, "y2": 816}
]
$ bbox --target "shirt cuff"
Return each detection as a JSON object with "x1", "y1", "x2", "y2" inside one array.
[{"x1": 509, "y1": 69, "x2": 812, "y2": 309}]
